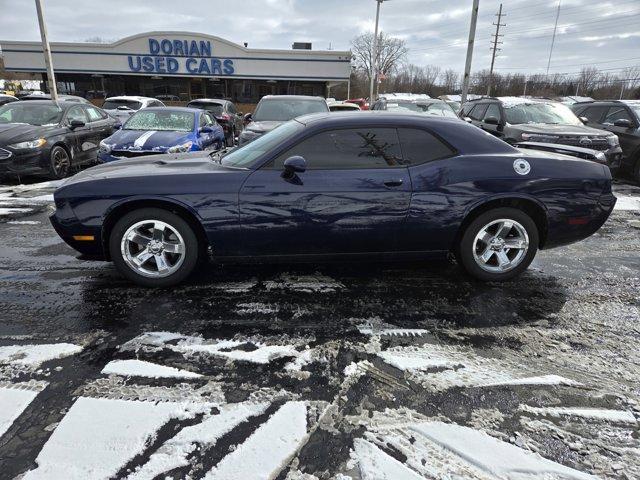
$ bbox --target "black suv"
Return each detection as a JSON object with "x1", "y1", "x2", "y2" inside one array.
[
  {"x1": 460, "y1": 97, "x2": 622, "y2": 170},
  {"x1": 186, "y1": 98, "x2": 244, "y2": 147},
  {"x1": 570, "y1": 100, "x2": 640, "y2": 182}
]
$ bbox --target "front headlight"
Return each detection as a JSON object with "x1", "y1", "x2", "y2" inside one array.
[
  {"x1": 521, "y1": 133, "x2": 559, "y2": 143},
  {"x1": 99, "y1": 140, "x2": 112, "y2": 154},
  {"x1": 9, "y1": 138, "x2": 46, "y2": 149},
  {"x1": 606, "y1": 135, "x2": 619, "y2": 147},
  {"x1": 167, "y1": 141, "x2": 193, "y2": 153}
]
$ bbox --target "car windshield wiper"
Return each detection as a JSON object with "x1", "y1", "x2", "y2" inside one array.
[{"x1": 209, "y1": 147, "x2": 232, "y2": 164}]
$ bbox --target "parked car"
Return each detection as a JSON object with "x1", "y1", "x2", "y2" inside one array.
[
  {"x1": 378, "y1": 93, "x2": 431, "y2": 102},
  {"x1": 51, "y1": 112, "x2": 615, "y2": 287},
  {"x1": 0, "y1": 100, "x2": 118, "y2": 179},
  {"x1": 328, "y1": 102, "x2": 361, "y2": 112},
  {"x1": 97, "y1": 107, "x2": 224, "y2": 162},
  {"x1": 345, "y1": 98, "x2": 369, "y2": 110},
  {"x1": 559, "y1": 96, "x2": 593, "y2": 105},
  {"x1": 372, "y1": 98, "x2": 458, "y2": 118},
  {"x1": 21, "y1": 94, "x2": 90, "y2": 103},
  {"x1": 101, "y1": 96, "x2": 165, "y2": 123},
  {"x1": 0, "y1": 94, "x2": 18, "y2": 107},
  {"x1": 460, "y1": 97, "x2": 622, "y2": 170},
  {"x1": 15, "y1": 90, "x2": 44, "y2": 99},
  {"x1": 570, "y1": 100, "x2": 640, "y2": 182},
  {"x1": 186, "y1": 99, "x2": 243, "y2": 146},
  {"x1": 155, "y1": 95, "x2": 180, "y2": 102},
  {"x1": 238, "y1": 95, "x2": 329, "y2": 146}
]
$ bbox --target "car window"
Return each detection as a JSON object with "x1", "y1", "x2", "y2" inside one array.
[
  {"x1": 253, "y1": 99, "x2": 328, "y2": 121},
  {"x1": 102, "y1": 99, "x2": 142, "y2": 110},
  {"x1": 468, "y1": 104, "x2": 489, "y2": 121},
  {"x1": 124, "y1": 110, "x2": 194, "y2": 132},
  {"x1": 483, "y1": 103, "x2": 501, "y2": 121},
  {"x1": 204, "y1": 112, "x2": 216, "y2": 125},
  {"x1": 460, "y1": 103, "x2": 475, "y2": 116},
  {"x1": 397, "y1": 128, "x2": 456, "y2": 165},
  {"x1": 270, "y1": 128, "x2": 403, "y2": 170},
  {"x1": 603, "y1": 106, "x2": 633, "y2": 125},
  {"x1": 150, "y1": 100, "x2": 165, "y2": 107},
  {"x1": 227, "y1": 103, "x2": 236, "y2": 114},
  {"x1": 66, "y1": 106, "x2": 88, "y2": 124},
  {"x1": 85, "y1": 106, "x2": 105, "y2": 122},
  {"x1": 199, "y1": 114, "x2": 207, "y2": 128},
  {"x1": 0, "y1": 103, "x2": 64, "y2": 126},
  {"x1": 578, "y1": 105, "x2": 608, "y2": 123}
]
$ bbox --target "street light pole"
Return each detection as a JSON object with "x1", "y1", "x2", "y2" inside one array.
[
  {"x1": 35, "y1": 0, "x2": 58, "y2": 101},
  {"x1": 461, "y1": 0, "x2": 479, "y2": 105},
  {"x1": 369, "y1": 0, "x2": 384, "y2": 105}
]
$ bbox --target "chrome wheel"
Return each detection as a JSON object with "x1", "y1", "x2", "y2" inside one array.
[
  {"x1": 120, "y1": 220, "x2": 186, "y2": 278},
  {"x1": 472, "y1": 218, "x2": 529, "y2": 273}
]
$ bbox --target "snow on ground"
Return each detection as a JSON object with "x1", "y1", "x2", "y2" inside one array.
[
  {"x1": 128, "y1": 402, "x2": 269, "y2": 480},
  {"x1": 352, "y1": 438, "x2": 424, "y2": 480},
  {"x1": 263, "y1": 273, "x2": 345, "y2": 293},
  {"x1": 7, "y1": 220, "x2": 41, "y2": 225},
  {"x1": 614, "y1": 195, "x2": 640, "y2": 211},
  {"x1": 0, "y1": 180, "x2": 63, "y2": 194},
  {"x1": 519, "y1": 405, "x2": 637, "y2": 424},
  {"x1": 204, "y1": 401, "x2": 308, "y2": 480},
  {"x1": 480, "y1": 374, "x2": 582, "y2": 387},
  {"x1": 101, "y1": 359, "x2": 202, "y2": 379},
  {"x1": 0, "y1": 343, "x2": 82, "y2": 367},
  {"x1": 409, "y1": 421, "x2": 598, "y2": 480},
  {"x1": 0, "y1": 207, "x2": 33, "y2": 216},
  {"x1": 22, "y1": 397, "x2": 215, "y2": 480},
  {"x1": 0, "y1": 382, "x2": 47, "y2": 438}
]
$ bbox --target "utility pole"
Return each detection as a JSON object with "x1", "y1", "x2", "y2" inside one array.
[
  {"x1": 369, "y1": 0, "x2": 387, "y2": 105},
  {"x1": 35, "y1": 0, "x2": 58, "y2": 101},
  {"x1": 461, "y1": 0, "x2": 479, "y2": 105},
  {"x1": 487, "y1": 3, "x2": 505, "y2": 97},
  {"x1": 546, "y1": 0, "x2": 561, "y2": 75}
]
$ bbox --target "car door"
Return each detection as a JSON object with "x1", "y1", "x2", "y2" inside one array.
[
  {"x1": 63, "y1": 105, "x2": 92, "y2": 164},
  {"x1": 600, "y1": 105, "x2": 638, "y2": 157},
  {"x1": 467, "y1": 103, "x2": 489, "y2": 129},
  {"x1": 83, "y1": 106, "x2": 113, "y2": 162},
  {"x1": 238, "y1": 127, "x2": 412, "y2": 256}
]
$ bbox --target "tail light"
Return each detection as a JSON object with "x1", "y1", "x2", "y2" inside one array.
[{"x1": 219, "y1": 114, "x2": 230, "y2": 122}]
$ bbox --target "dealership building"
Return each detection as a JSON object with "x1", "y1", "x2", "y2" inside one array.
[{"x1": 0, "y1": 31, "x2": 351, "y2": 103}]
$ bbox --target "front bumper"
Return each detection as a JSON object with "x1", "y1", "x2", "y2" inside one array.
[
  {"x1": 49, "y1": 200, "x2": 106, "y2": 259},
  {"x1": 0, "y1": 147, "x2": 49, "y2": 176}
]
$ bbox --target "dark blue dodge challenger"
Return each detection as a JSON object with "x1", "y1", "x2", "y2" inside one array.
[{"x1": 50, "y1": 112, "x2": 616, "y2": 287}]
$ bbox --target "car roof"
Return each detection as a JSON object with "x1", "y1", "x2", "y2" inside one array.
[
  {"x1": 6, "y1": 99, "x2": 74, "y2": 108},
  {"x1": 105, "y1": 96, "x2": 156, "y2": 102},
  {"x1": 259, "y1": 95, "x2": 325, "y2": 102},
  {"x1": 142, "y1": 106, "x2": 202, "y2": 114},
  {"x1": 573, "y1": 99, "x2": 640, "y2": 106},
  {"x1": 187, "y1": 98, "x2": 229, "y2": 104}
]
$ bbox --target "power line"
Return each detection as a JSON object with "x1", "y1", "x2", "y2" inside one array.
[{"x1": 495, "y1": 56, "x2": 640, "y2": 70}]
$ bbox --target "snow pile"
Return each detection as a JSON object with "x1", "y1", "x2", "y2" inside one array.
[
  {"x1": 0, "y1": 343, "x2": 82, "y2": 367},
  {"x1": 614, "y1": 196, "x2": 640, "y2": 211},
  {"x1": 353, "y1": 438, "x2": 424, "y2": 480},
  {"x1": 204, "y1": 401, "x2": 308, "y2": 480},
  {"x1": 128, "y1": 402, "x2": 269, "y2": 480},
  {"x1": 0, "y1": 382, "x2": 47, "y2": 438},
  {"x1": 519, "y1": 405, "x2": 637, "y2": 424},
  {"x1": 101, "y1": 359, "x2": 202, "y2": 379},
  {"x1": 22, "y1": 397, "x2": 214, "y2": 480}
]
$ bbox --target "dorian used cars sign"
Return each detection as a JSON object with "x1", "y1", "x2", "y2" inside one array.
[{"x1": 127, "y1": 38, "x2": 235, "y2": 75}]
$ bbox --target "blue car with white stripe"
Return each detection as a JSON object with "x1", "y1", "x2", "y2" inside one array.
[{"x1": 98, "y1": 107, "x2": 224, "y2": 162}]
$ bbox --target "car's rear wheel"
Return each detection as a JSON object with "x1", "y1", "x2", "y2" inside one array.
[
  {"x1": 456, "y1": 207, "x2": 539, "y2": 281},
  {"x1": 49, "y1": 145, "x2": 71, "y2": 179},
  {"x1": 109, "y1": 208, "x2": 201, "y2": 287}
]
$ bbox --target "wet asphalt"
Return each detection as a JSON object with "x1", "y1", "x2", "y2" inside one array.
[{"x1": 0, "y1": 177, "x2": 639, "y2": 479}]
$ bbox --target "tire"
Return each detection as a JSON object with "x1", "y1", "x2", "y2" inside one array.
[
  {"x1": 109, "y1": 208, "x2": 201, "y2": 287},
  {"x1": 456, "y1": 207, "x2": 539, "y2": 282},
  {"x1": 49, "y1": 145, "x2": 71, "y2": 179}
]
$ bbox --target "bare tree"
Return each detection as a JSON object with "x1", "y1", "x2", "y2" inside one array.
[
  {"x1": 441, "y1": 69, "x2": 459, "y2": 93},
  {"x1": 351, "y1": 32, "x2": 408, "y2": 85}
]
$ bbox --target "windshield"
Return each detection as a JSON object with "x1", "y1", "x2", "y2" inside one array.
[
  {"x1": 124, "y1": 110, "x2": 194, "y2": 132},
  {"x1": 103, "y1": 99, "x2": 143, "y2": 111},
  {"x1": 253, "y1": 99, "x2": 328, "y2": 121},
  {"x1": 504, "y1": 102, "x2": 582, "y2": 125},
  {"x1": 0, "y1": 103, "x2": 63, "y2": 126},
  {"x1": 189, "y1": 102, "x2": 224, "y2": 116},
  {"x1": 221, "y1": 120, "x2": 303, "y2": 168}
]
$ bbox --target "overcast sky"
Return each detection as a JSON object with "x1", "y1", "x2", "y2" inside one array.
[{"x1": 2, "y1": 0, "x2": 639, "y2": 77}]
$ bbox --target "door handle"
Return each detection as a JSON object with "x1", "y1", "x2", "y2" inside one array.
[{"x1": 384, "y1": 179, "x2": 403, "y2": 187}]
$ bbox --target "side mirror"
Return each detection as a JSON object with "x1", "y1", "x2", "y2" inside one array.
[
  {"x1": 579, "y1": 116, "x2": 589, "y2": 124},
  {"x1": 613, "y1": 118, "x2": 633, "y2": 128},
  {"x1": 69, "y1": 119, "x2": 85, "y2": 129},
  {"x1": 484, "y1": 116, "x2": 500, "y2": 125},
  {"x1": 283, "y1": 155, "x2": 306, "y2": 176},
  {"x1": 199, "y1": 125, "x2": 214, "y2": 133},
  {"x1": 243, "y1": 113, "x2": 252, "y2": 123}
]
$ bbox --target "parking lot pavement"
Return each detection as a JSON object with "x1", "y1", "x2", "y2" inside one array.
[{"x1": 0, "y1": 180, "x2": 639, "y2": 480}]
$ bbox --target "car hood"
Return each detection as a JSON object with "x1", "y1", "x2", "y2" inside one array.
[
  {"x1": 513, "y1": 123, "x2": 612, "y2": 137},
  {"x1": 60, "y1": 151, "x2": 243, "y2": 186},
  {"x1": 106, "y1": 129, "x2": 193, "y2": 151},
  {"x1": 0, "y1": 123, "x2": 57, "y2": 145},
  {"x1": 244, "y1": 120, "x2": 282, "y2": 134}
]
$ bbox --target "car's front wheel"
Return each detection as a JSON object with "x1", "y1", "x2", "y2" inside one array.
[
  {"x1": 49, "y1": 145, "x2": 71, "y2": 179},
  {"x1": 109, "y1": 208, "x2": 201, "y2": 287},
  {"x1": 456, "y1": 207, "x2": 539, "y2": 282}
]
